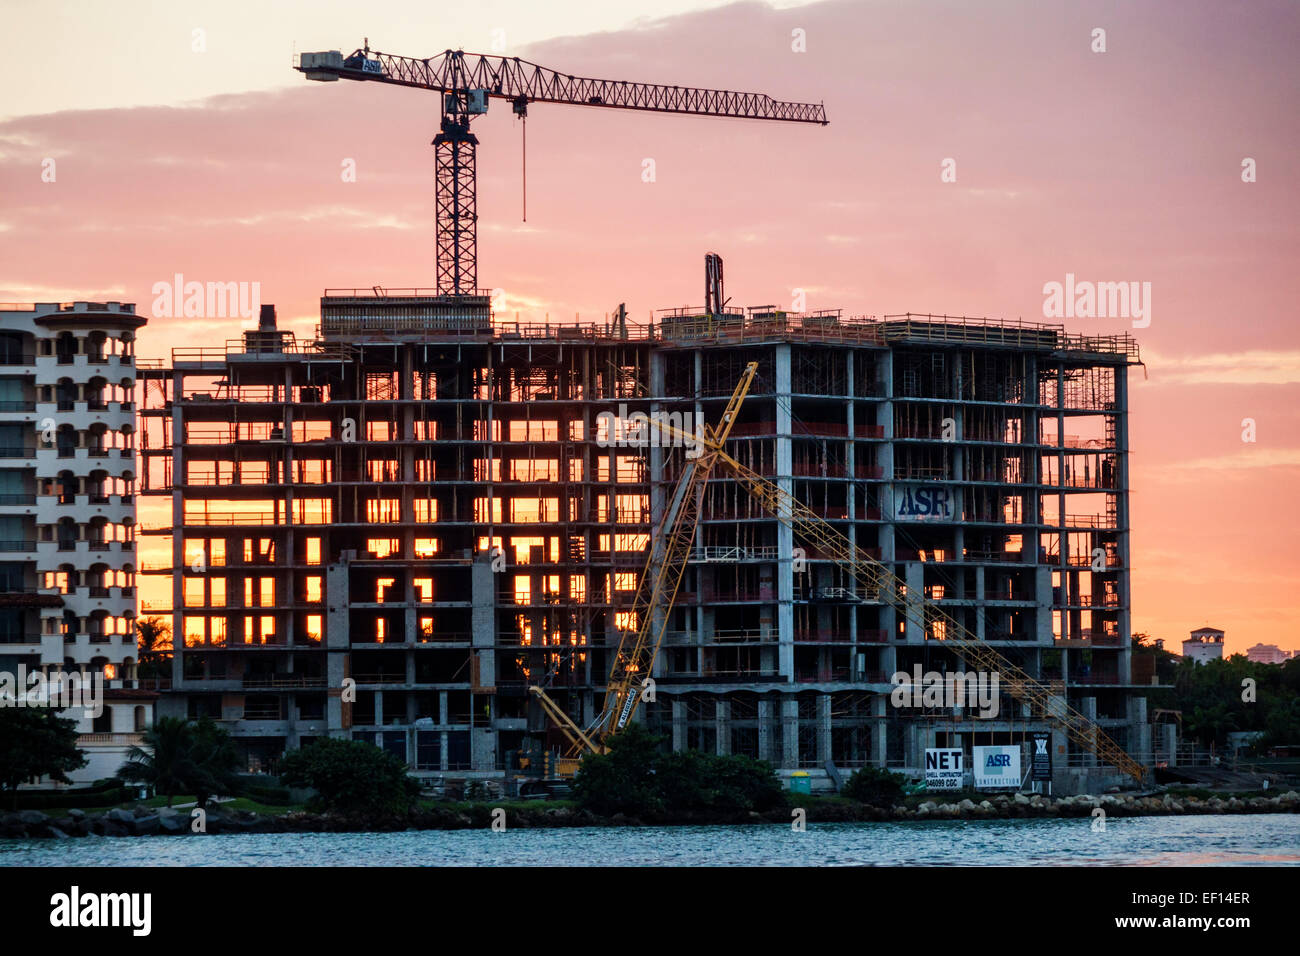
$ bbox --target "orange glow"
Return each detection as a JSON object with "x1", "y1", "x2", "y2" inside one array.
[
  {"x1": 510, "y1": 498, "x2": 558, "y2": 522},
  {"x1": 366, "y1": 498, "x2": 402, "y2": 523},
  {"x1": 508, "y1": 420, "x2": 558, "y2": 441},
  {"x1": 474, "y1": 498, "x2": 503, "y2": 523},
  {"x1": 366, "y1": 538, "x2": 400, "y2": 558}
]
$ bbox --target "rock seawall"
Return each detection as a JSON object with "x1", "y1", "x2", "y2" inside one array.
[{"x1": 3, "y1": 790, "x2": 1297, "y2": 838}]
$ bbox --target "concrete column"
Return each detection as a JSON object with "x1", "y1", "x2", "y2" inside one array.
[
  {"x1": 325, "y1": 557, "x2": 350, "y2": 736},
  {"x1": 471, "y1": 554, "x2": 495, "y2": 697},
  {"x1": 1081, "y1": 696, "x2": 1098, "y2": 767},
  {"x1": 873, "y1": 694, "x2": 888, "y2": 765},
  {"x1": 716, "y1": 700, "x2": 730, "y2": 755},
  {"x1": 904, "y1": 562, "x2": 924, "y2": 642},
  {"x1": 672, "y1": 697, "x2": 686, "y2": 753},
  {"x1": 1130, "y1": 694, "x2": 1151, "y2": 762},
  {"x1": 781, "y1": 695, "x2": 798, "y2": 769},
  {"x1": 818, "y1": 693, "x2": 832, "y2": 765},
  {"x1": 775, "y1": 344, "x2": 795, "y2": 681},
  {"x1": 471, "y1": 727, "x2": 496, "y2": 771},
  {"x1": 757, "y1": 698, "x2": 772, "y2": 762}
]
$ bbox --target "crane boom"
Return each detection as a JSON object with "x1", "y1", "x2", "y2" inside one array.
[
  {"x1": 532, "y1": 362, "x2": 1145, "y2": 785},
  {"x1": 297, "y1": 45, "x2": 827, "y2": 295},
  {"x1": 600, "y1": 361, "x2": 759, "y2": 735},
  {"x1": 299, "y1": 48, "x2": 828, "y2": 123},
  {"x1": 529, "y1": 361, "x2": 758, "y2": 755}
]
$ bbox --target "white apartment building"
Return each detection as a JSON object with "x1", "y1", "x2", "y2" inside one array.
[{"x1": 0, "y1": 301, "x2": 154, "y2": 784}]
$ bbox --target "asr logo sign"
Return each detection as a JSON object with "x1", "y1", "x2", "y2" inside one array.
[
  {"x1": 895, "y1": 484, "x2": 953, "y2": 522},
  {"x1": 972, "y1": 745, "x2": 1021, "y2": 789}
]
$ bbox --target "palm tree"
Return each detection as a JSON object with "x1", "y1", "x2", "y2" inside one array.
[
  {"x1": 118, "y1": 717, "x2": 243, "y2": 808},
  {"x1": 135, "y1": 616, "x2": 173, "y2": 679},
  {"x1": 118, "y1": 716, "x2": 192, "y2": 805},
  {"x1": 184, "y1": 718, "x2": 243, "y2": 810}
]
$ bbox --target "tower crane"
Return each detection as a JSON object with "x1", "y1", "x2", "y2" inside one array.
[{"x1": 297, "y1": 44, "x2": 828, "y2": 296}]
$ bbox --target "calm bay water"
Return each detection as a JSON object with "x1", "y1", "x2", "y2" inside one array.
[{"x1": 2, "y1": 815, "x2": 1297, "y2": 866}]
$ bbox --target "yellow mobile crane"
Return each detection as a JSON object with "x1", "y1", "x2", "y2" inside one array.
[
  {"x1": 536, "y1": 366, "x2": 1146, "y2": 786},
  {"x1": 529, "y1": 362, "x2": 759, "y2": 757}
]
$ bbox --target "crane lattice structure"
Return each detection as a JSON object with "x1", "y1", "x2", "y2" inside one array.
[
  {"x1": 712, "y1": 449, "x2": 1146, "y2": 785},
  {"x1": 530, "y1": 362, "x2": 759, "y2": 755},
  {"x1": 298, "y1": 45, "x2": 827, "y2": 295},
  {"x1": 537, "y1": 370, "x2": 1146, "y2": 785}
]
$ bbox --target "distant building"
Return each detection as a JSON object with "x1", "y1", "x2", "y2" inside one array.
[
  {"x1": 1182, "y1": 627, "x2": 1225, "y2": 664},
  {"x1": 1245, "y1": 643, "x2": 1294, "y2": 665}
]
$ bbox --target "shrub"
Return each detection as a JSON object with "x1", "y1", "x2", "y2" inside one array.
[
  {"x1": 842, "y1": 766, "x2": 906, "y2": 806},
  {"x1": 279, "y1": 737, "x2": 420, "y2": 815},
  {"x1": 571, "y1": 724, "x2": 664, "y2": 817},
  {"x1": 573, "y1": 725, "x2": 786, "y2": 816}
]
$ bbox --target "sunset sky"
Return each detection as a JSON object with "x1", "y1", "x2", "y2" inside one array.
[{"x1": 2, "y1": 0, "x2": 1296, "y2": 654}]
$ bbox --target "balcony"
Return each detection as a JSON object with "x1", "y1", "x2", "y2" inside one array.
[
  {"x1": 660, "y1": 668, "x2": 782, "y2": 682},
  {"x1": 240, "y1": 706, "x2": 283, "y2": 720},
  {"x1": 795, "y1": 668, "x2": 853, "y2": 683},
  {"x1": 242, "y1": 676, "x2": 327, "y2": 689},
  {"x1": 77, "y1": 733, "x2": 145, "y2": 746}
]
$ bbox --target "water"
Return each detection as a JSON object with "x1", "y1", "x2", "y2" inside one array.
[{"x1": 3, "y1": 814, "x2": 1298, "y2": 866}]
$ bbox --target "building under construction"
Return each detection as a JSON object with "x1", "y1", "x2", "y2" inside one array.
[{"x1": 138, "y1": 275, "x2": 1150, "y2": 792}]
